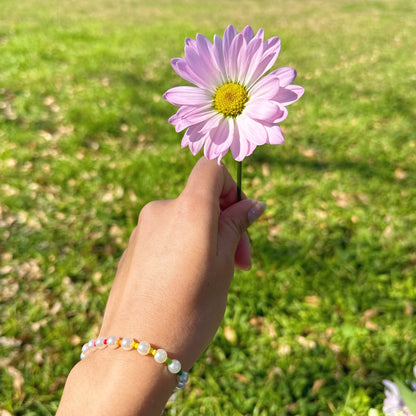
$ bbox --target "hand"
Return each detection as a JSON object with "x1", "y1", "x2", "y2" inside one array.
[
  {"x1": 100, "y1": 157, "x2": 266, "y2": 368},
  {"x1": 57, "y1": 157, "x2": 266, "y2": 416}
]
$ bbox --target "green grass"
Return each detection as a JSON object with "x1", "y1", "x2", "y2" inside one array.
[{"x1": 1, "y1": 0, "x2": 415, "y2": 414}]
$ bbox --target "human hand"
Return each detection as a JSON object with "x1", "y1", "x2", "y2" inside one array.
[{"x1": 99, "y1": 157, "x2": 266, "y2": 369}]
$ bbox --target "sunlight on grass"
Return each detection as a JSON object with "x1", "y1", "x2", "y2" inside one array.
[{"x1": 1, "y1": 0, "x2": 415, "y2": 414}]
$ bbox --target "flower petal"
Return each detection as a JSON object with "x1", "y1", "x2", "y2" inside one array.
[
  {"x1": 264, "y1": 124, "x2": 285, "y2": 145},
  {"x1": 169, "y1": 105, "x2": 214, "y2": 132},
  {"x1": 204, "y1": 118, "x2": 234, "y2": 160},
  {"x1": 237, "y1": 114, "x2": 267, "y2": 145},
  {"x1": 273, "y1": 84, "x2": 305, "y2": 106},
  {"x1": 271, "y1": 66, "x2": 297, "y2": 87},
  {"x1": 187, "y1": 114, "x2": 222, "y2": 138},
  {"x1": 194, "y1": 33, "x2": 224, "y2": 85},
  {"x1": 189, "y1": 136, "x2": 205, "y2": 155},
  {"x1": 181, "y1": 127, "x2": 206, "y2": 155},
  {"x1": 245, "y1": 99, "x2": 287, "y2": 124},
  {"x1": 171, "y1": 58, "x2": 207, "y2": 88},
  {"x1": 223, "y1": 25, "x2": 238, "y2": 53},
  {"x1": 240, "y1": 37, "x2": 263, "y2": 86},
  {"x1": 185, "y1": 47, "x2": 219, "y2": 89},
  {"x1": 226, "y1": 33, "x2": 244, "y2": 81},
  {"x1": 231, "y1": 120, "x2": 257, "y2": 161},
  {"x1": 164, "y1": 86, "x2": 211, "y2": 107},
  {"x1": 249, "y1": 73, "x2": 280, "y2": 100},
  {"x1": 245, "y1": 36, "x2": 281, "y2": 86},
  {"x1": 241, "y1": 25, "x2": 255, "y2": 42}
]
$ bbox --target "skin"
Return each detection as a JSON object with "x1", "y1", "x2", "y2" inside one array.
[{"x1": 57, "y1": 157, "x2": 266, "y2": 416}]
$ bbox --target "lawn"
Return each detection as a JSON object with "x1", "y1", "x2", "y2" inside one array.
[{"x1": 1, "y1": 0, "x2": 415, "y2": 414}]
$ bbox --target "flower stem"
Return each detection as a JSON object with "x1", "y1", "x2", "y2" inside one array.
[{"x1": 237, "y1": 160, "x2": 242, "y2": 201}]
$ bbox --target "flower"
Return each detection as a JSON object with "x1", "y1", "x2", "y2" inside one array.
[
  {"x1": 383, "y1": 380, "x2": 413, "y2": 416},
  {"x1": 382, "y1": 366, "x2": 416, "y2": 416},
  {"x1": 163, "y1": 25, "x2": 304, "y2": 163}
]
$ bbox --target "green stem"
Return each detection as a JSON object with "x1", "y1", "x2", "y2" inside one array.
[{"x1": 237, "y1": 160, "x2": 242, "y2": 201}]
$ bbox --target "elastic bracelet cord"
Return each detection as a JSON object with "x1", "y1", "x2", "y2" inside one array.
[{"x1": 80, "y1": 336, "x2": 189, "y2": 391}]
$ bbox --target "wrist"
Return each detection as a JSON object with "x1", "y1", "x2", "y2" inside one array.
[{"x1": 57, "y1": 345, "x2": 178, "y2": 416}]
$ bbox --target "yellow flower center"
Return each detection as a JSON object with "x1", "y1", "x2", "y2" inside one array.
[{"x1": 213, "y1": 82, "x2": 249, "y2": 117}]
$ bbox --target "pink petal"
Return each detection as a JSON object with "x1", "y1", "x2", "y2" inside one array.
[
  {"x1": 249, "y1": 73, "x2": 280, "y2": 99},
  {"x1": 181, "y1": 130, "x2": 190, "y2": 148},
  {"x1": 237, "y1": 115, "x2": 267, "y2": 145},
  {"x1": 241, "y1": 25, "x2": 255, "y2": 42},
  {"x1": 187, "y1": 114, "x2": 222, "y2": 138},
  {"x1": 183, "y1": 124, "x2": 207, "y2": 155},
  {"x1": 194, "y1": 34, "x2": 224, "y2": 85},
  {"x1": 254, "y1": 28, "x2": 265, "y2": 42},
  {"x1": 189, "y1": 136, "x2": 205, "y2": 155},
  {"x1": 213, "y1": 34, "x2": 226, "y2": 77},
  {"x1": 164, "y1": 86, "x2": 211, "y2": 106},
  {"x1": 264, "y1": 36, "x2": 281, "y2": 57},
  {"x1": 240, "y1": 37, "x2": 263, "y2": 85},
  {"x1": 245, "y1": 99, "x2": 286, "y2": 124},
  {"x1": 223, "y1": 25, "x2": 238, "y2": 52},
  {"x1": 185, "y1": 47, "x2": 218, "y2": 89},
  {"x1": 227, "y1": 34, "x2": 244, "y2": 81},
  {"x1": 231, "y1": 121, "x2": 257, "y2": 161},
  {"x1": 184, "y1": 37, "x2": 197, "y2": 51},
  {"x1": 271, "y1": 67, "x2": 297, "y2": 87},
  {"x1": 273, "y1": 85, "x2": 305, "y2": 106},
  {"x1": 264, "y1": 124, "x2": 285, "y2": 144},
  {"x1": 204, "y1": 119, "x2": 234, "y2": 160},
  {"x1": 170, "y1": 105, "x2": 214, "y2": 132},
  {"x1": 245, "y1": 37, "x2": 281, "y2": 86},
  {"x1": 171, "y1": 58, "x2": 207, "y2": 88}
]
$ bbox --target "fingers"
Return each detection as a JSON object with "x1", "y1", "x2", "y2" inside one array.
[
  {"x1": 234, "y1": 232, "x2": 251, "y2": 270},
  {"x1": 180, "y1": 157, "x2": 243, "y2": 210},
  {"x1": 218, "y1": 199, "x2": 266, "y2": 266},
  {"x1": 181, "y1": 157, "x2": 266, "y2": 269}
]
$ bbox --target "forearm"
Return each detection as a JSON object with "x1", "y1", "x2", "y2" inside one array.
[{"x1": 57, "y1": 347, "x2": 177, "y2": 416}]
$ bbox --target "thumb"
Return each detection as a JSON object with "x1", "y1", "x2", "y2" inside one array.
[{"x1": 218, "y1": 199, "x2": 266, "y2": 266}]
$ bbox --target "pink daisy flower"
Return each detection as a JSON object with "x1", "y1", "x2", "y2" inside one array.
[{"x1": 163, "y1": 24, "x2": 304, "y2": 162}]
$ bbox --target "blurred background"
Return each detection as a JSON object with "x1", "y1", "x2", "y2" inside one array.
[{"x1": 1, "y1": 0, "x2": 415, "y2": 414}]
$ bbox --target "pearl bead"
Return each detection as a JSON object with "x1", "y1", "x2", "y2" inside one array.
[
  {"x1": 154, "y1": 349, "x2": 167, "y2": 363},
  {"x1": 168, "y1": 359, "x2": 181, "y2": 374},
  {"x1": 137, "y1": 341, "x2": 150, "y2": 355},
  {"x1": 80, "y1": 352, "x2": 86, "y2": 360},
  {"x1": 87, "y1": 339, "x2": 95, "y2": 349},
  {"x1": 96, "y1": 337, "x2": 106, "y2": 349},
  {"x1": 107, "y1": 335, "x2": 118, "y2": 348},
  {"x1": 121, "y1": 337, "x2": 133, "y2": 350},
  {"x1": 81, "y1": 343, "x2": 88, "y2": 353}
]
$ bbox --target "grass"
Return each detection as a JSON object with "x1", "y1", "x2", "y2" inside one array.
[{"x1": 1, "y1": 0, "x2": 415, "y2": 414}]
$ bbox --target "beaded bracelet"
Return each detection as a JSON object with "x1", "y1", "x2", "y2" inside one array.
[{"x1": 80, "y1": 336, "x2": 189, "y2": 390}]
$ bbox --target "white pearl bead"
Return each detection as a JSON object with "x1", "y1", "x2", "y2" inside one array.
[
  {"x1": 137, "y1": 341, "x2": 150, "y2": 355},
  {"x1": 96, "y1": 337, "x2": 106, "y2": 349},
  {"x1": 81, "y1": 343, "x2": 88, "y2": 353},
  {"x1": 168, "y1": 359, "x2": 181, "y2": 374},
  {"x1": 154, "y1": 349, "x2": 167, "y2": 363},
  {"x1": 80, "y1": 352, "x2": 86, "y2": 360},
  {"x1": 107, "y1": 335, "x2": 118, "y2": 348},
  {"x1": 87, "y1": 339, "x2": 95, "y2": 349},
  {"x1": 121, "y1": 337, "x2": 133, "y2": 350}
]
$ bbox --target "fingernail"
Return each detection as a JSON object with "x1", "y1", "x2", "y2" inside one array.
[{"x1": 248, "y1": 200, "x2": 266, "y2": 225}]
